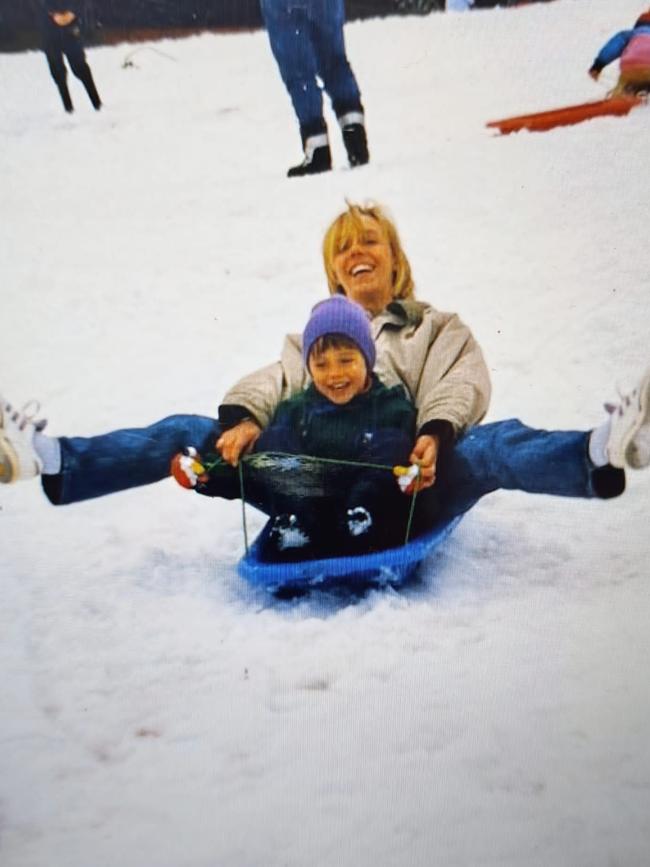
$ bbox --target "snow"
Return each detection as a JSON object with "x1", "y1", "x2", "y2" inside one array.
[{"x1": 1, "y1": 1, "x2": 650, "y2": 864}]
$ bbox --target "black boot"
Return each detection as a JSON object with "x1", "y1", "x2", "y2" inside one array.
[
  {"x1": 85, "y1": 79, "x2": 102, "y2": 110},
  {"x1": 342, "y1": 122, "x2": 369, "y2": 168},
  {"x1": 287, "y1": 133, "x2": 332, "y2": 178},
  {"x1": 80, "y1": 69, "x2": 102, "y2": 110},
  {"x1": 56, "y1": 80, "x2": 74, "y2": 113}
]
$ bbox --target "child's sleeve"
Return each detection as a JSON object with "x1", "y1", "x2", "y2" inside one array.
[{"x1": 591, "y1": 30, "x2": 633, "y2": 73}]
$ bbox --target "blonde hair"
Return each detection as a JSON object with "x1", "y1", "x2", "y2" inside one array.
[{"x1": 322, "y1": 202, "x2": 415, "y2": 300}]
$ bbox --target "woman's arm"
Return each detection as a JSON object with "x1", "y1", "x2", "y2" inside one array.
[
  {"x1": 216, "y1": 419, "x2": 262, "y2": 466},
  {"x1": 408, "y1": 434, "x2": 439, "y2": 491},
  {"x1": 377, "y1": 306, "x2": 489, "y2": 491},
  {"x1": 219, "y1": 334, "x2": 306, "y2": 429},
  {"x1": 216, "y1": 334, "x2": 306, "y2": 465},
  {"x1": 414, "y1": 310, "x2": 491, "y2": 437}
]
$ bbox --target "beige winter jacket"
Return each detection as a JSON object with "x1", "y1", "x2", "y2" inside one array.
[{"x1": 221, "y1": 300, "x2": 491, "y2": 436}]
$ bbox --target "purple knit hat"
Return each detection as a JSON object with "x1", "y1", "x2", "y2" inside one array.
[{"x1": 302, "y1": 296, "x2": 376, "y2": 372}]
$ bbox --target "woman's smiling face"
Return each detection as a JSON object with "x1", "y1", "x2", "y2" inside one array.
[{"x1": 332, "y1": 215, "x2": 396, "y2": 315}]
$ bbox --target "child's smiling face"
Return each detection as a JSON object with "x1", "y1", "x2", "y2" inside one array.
[{"x1": 308, "y1": 343, "x2": 369, "y2": 406}]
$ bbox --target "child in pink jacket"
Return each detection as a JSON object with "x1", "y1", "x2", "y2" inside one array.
[{"x1": 589, "y1": 10, "x2": 650, "y2": 95}]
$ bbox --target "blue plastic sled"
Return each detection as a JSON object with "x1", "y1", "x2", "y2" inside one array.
[{"x1": 238, "y1": 515, "x2": 462, "y2": 594}]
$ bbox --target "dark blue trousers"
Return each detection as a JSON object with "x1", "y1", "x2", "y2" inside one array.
[{"x1": 260, "y1": 0, "x2": 363, "y2": 138}]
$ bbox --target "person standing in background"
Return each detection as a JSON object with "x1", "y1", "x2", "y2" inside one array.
[
  {"x1": 259, "y1": 0, "x2": 369, "y2": 177},
  {"x1": 41, "y1": 0, "x2": 102, "y2": 113}
]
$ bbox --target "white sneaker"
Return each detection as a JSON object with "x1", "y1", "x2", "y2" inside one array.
[
  {"x1": 0, "y1": 397, "x2": 45, "y2": 483},
  {"x1": 606, "y1": 368, "x2": 650, "y2": 469}
]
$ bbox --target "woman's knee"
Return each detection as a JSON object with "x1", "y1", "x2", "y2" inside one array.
[{"x1": 157, "y1": 414, "x2": 220, "y2": 451}]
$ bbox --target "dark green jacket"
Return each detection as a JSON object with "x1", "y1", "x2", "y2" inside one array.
[
  {"x1": 198, "y1": 377, "x2": 416, "y2": 552},
  {"x1": 257, "y1": 374, "x2": 415, "y2": 464}
]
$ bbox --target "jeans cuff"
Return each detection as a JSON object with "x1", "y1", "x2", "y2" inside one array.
[
  {"x1": 590, "y1": 464, "x2": 626, "y2": 499},
  {"x1": 41, "y1": 472, "x2": 65, "y2": 505}
]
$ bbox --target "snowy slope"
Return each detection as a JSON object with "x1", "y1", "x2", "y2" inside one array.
[{"x1": 1, "y1": 1, "x2": 649, "y2": 865}]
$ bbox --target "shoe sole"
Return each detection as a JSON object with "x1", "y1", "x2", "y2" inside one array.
[
  {"x1": 624, "y1": 369, "x2": 650, "y2": 469},
  {"x1": 0, "y1": 434, "x2": 19, "y2": 483},
  {"x1": 0, "y1": 403, "x2": 42, "y2": 483},
  {"x1": 0, "y1": 403, "x2": 16, "y2": 482}
]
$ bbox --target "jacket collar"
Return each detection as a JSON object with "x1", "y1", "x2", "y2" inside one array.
[{"x1": 373, "y1": 299, "x2": 425, "y2": 331}]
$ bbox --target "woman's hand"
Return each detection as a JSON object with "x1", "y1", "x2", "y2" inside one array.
[
  {"x1": 407, "y1": 434, "x2": 440, "y2": 492},
  {"x1": 216, "y1": 419, "x2": 262, "y2": 467}
]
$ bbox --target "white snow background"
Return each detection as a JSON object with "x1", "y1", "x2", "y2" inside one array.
[{"x1": 1, "y1": 1, "x2": 649, "y2": 865}]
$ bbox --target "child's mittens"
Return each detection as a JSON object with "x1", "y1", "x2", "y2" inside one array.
[
  {"x1": 393, "y1": 463, "x2": 420, "y2": 494},
  {"x1": 171, "y1": 447, "x2": 209, "y2": 489}
]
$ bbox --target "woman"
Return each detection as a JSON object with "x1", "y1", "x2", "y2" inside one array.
[
  {"x1": 214, "y1": 203, "x2": 650, "y2": 529},
  {"x1": 1, "y1": 204, "x2": 649, "y2": 528}
]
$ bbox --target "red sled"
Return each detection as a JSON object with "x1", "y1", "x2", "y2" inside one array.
[{"x1": 487, "y1": 96, "x2": 644, "y2": 135}]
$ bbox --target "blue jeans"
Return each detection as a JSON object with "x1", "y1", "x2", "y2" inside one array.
[
  {"x1": 424, "y1": 419, "x2": 598, "y2": 526},
  {"x1": 43, "y1": 415, "x2": 221, "y2": 505},
  {"x1": 260, "y1": 0, "x2": 363, "y2": 138},
  {"x1": 42, "y1": 417, "x2": 602, "y2": 514}
]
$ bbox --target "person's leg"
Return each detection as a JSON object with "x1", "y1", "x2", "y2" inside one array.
[
  {"x1": 614, "y1": 67, "x2": 650, "y2": 96},
  {"x1": 0, "y1": 400, "x2": 220, "y2": 505},
  {"x1": 64, "y1": 40, "x2": 102, "y2": 109},
  {"x1": 43, "y1": 415, "x2": 220, "y2": 504},
  {"x1": 416, "y1": 365, "x2": 650, "y2": 529},
  {"x1": 422, "y1": 419, "x2": 625, "y2": 526},
  {"x1": 260, "y1": 0, "x2": 331, "y2": 176},
  {"x1": 309, "y1": 0, "x2": 369, "y2": 167},
  {"x1": 45, "y1": 50, "x2": 73, "y2": 112},
  {"x1": 2, "y1": 397, "x2": 309, "y2": 516},
  {"x1": 309, "y1": 0, "x2": 362, "y2": 118},
  {"x1": 260, "y1": 1, "x2": 324, "y2": 138}
]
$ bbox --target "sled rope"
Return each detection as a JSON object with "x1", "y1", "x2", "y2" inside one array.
[
  {"x1": 204, "y1": 452, "x2": 423, "y2": 551},
  {"x1": 403, "y1": 474, "x2": 419, "y2": 545},
  {"x1": 202, "y1": 452, "x2": 396, "y2": 475},
  {"x1": 122, "y1": 46, "x2": 178, "y2": 69},
  {"x1": 237, "y1": 461, "x2": 250, "y2": 555}
]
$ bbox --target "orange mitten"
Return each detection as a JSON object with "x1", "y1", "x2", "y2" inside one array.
[
  {"x1": 171, "y1": 447, "x2": 208, "y2": 489},
  {"x1": 393, "y1": 464, "x2": 421, "y2": 495}
]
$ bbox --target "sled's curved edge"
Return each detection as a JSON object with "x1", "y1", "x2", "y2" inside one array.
[{"x1": 237, "y1": 515, "x2": 462, "y2": 591}]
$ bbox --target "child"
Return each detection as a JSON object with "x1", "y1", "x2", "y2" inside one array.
[
  {"x1": 589, "y1": 9, "x2": 650, "y2": 96},
  {"x1": 172, "y1": 296, "x2": 417, "y2": 560}
]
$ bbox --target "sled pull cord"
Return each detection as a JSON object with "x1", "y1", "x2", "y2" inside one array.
[
  {"x1": 403, "y1": 465, "x2": 420, "y2": 545},
  {"x1": 238, "y1": 462, "x2": 249, "y2": 555},
  {"x1": 260, "y1": 454, "x2": 422, "y2": 544},
  {"x1": 225, "y1": 453, "x2": 420, "y2": 553}
]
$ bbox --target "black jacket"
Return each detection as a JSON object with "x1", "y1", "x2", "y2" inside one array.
[{"x1": 41, "y1": 6, "x2": 83, "y2": 52}]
